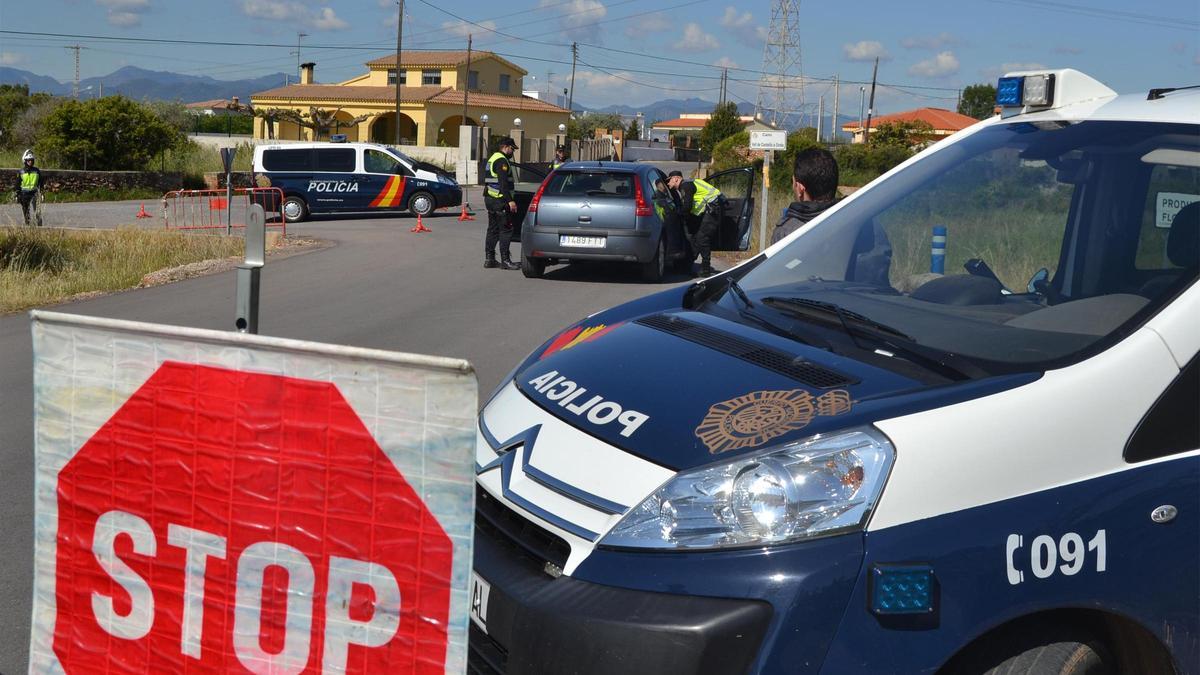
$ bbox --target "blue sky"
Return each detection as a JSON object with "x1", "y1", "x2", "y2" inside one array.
[{"x1": 0, "y1": 0, "x2": 1196, "y2": 115}]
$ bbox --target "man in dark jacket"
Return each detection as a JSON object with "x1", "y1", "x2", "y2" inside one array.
[
  {"x1": 770, "y1": 148, "x2": 840, "y2": 245},
  {"x1": 483, "y1": 137, "x2": 521, "y2": 269}
]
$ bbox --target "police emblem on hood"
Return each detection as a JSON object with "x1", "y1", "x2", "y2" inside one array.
[{"x1": 695, "y1": 389, "x2": 852, "y2": 454}]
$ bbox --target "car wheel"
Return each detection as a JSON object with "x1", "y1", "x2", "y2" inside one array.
[
  {"x1": 639, "y1": 237, "x2": 665, "y2": 283},
  {"x1": 281, "y1": 196, "x2": 308, "y2": 223},
  {"x1": 408, "y1": 191, "x2": 435, "y2": 217},
  {"x1": 522, "y1": 256, "x2": 546, "y2": 279},
  {"x1": 946, "y1": 622, "x2": 1114, "y2": 675}
]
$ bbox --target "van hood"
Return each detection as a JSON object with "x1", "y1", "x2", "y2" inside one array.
[{"x1": 509, "y1": 309, "x2": 1037, "y2": 471}]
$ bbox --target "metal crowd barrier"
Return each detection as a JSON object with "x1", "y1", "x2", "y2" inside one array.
[{"x1": 162, "y1": 187, "x2": 286, "y2": 236}]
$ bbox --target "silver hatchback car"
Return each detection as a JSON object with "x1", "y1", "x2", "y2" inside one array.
[{"x1": 518, "y1": 162, "x2": 755, "y2": 282}]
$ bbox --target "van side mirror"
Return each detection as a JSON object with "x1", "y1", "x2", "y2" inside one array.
[{"x1": 1027, "y1": 267, "x2": 1049, "y2": 293}]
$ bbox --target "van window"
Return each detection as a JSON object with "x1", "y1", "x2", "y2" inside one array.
[
  {"x1": 365, "y1": 149, "x2": 402, "y2": 174},
  {"x1": 1125, "y1": 355, "x2": 1200, "y2": 463},
  {"x1": 262, "y1": 149, "x2": 313, "y2": 172},
  {"x1": 1135, "y1": 163, "x2": 1200, "y2": 271},
  {"x1": 315, "y1": 148, "x2": 356, "y2": 172}
]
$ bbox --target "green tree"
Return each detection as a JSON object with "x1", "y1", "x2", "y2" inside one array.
[
  {"x1": 0, "y1": 84, "x2": 53, "y2": 149},
  {"x1": 626, "y1": 118, "x2": 640, "y2": 141},
  {"x1": 958, "y1": 83, "x2": 997, "y2": 120},
  {"x1": 37, "y1": 95, "x2": 184, "y2": 170},
  {"x1": 870, "y1": 120, "x2": 935, "y2": 149},
  {"x1": 699, "y1": 102, "x2": 743, "y2": 153},
  {"x1": 567, "y1": 112, "x2": 624, "y2": 141}
]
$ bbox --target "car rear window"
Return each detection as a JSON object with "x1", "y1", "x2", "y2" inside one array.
[
  {"x1": 262, "y1": 149, "x2": 313, "y2": 171},
  {"x1": 546, "y1": 171, "x2": 634, "y2": 198}
]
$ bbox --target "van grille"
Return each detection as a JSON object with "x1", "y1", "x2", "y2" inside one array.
[
  {"x1": 475, "y1": 485, "x2": 571, "y2": 570},
  {"x1": 635, "y1": 314, "x2": 857, "y2": 389}
]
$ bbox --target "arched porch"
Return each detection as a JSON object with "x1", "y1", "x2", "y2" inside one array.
[
  {"x1": 436, "y1": 116, "x2": 478, "y2": 146},
  {"x1": 370, "y1": 112, "x2": 418, "y2": 145}
]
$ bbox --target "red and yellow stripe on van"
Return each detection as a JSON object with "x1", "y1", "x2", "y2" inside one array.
[{"x1": 369, "y1": 176, "x2": 407, "y2": 208}]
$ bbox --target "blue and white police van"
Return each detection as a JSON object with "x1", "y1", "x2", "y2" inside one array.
[
  {"x1": 251, "y1": 141, "x2": 461, "y2": 222},
  {"x1": 469, "y1": 69, "x2": 1199, "y2": 674}
]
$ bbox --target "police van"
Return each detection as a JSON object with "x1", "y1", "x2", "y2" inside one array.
[
  {"x1": 251, "y1": 141, "x2": 461, "y2": 222},
  {"x1": 469, "y1": 69, "x2": 1199, "y2": 674}
]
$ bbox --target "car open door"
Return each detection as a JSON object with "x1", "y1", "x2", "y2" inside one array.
[
  {"x1": 705, "y1": 166, "x2": 755, "y2": 251},
  {"x1": 508, "y1": 162, "x2": 547, "y2": 242}
]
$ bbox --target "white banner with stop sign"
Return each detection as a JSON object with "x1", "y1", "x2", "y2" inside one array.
[{"x1": 29, "y1": 311, "x2": 477, "y2": 674}]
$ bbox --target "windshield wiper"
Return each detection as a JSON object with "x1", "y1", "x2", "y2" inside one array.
[
  {"x1": 761, "y1": 296, "x2": 988, "y2": 380},
  {"x1": 727, "y1": 277, "x2": 754, "y2": 309}
]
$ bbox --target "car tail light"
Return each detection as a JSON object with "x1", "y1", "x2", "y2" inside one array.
[
  {"x1": 634, "y1": 177, "x2": 652, "y2": 217},
  {"x1": 528, "y1": 176, "x2": 550, "y2": 213}
]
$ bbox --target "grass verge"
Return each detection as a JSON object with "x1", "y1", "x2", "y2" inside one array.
[{"x1": 1, "y1": 226, "x2": 246, "y2": 313}]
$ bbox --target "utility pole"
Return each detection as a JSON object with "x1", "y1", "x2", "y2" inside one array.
[
  {"x1": 65, "y1": 45, "x2": 82, "y2": 99},
  {"x1": 864, "y1": 57, "x2": 879, "y2": 145},
  {"x1": 463, "y1": 34, "x2": 472, "y2": 126},
  {"x1": 816, "y1": 95, "x2": 823, "y2": 142},
  {"x1": 567, "y1": 42, "x2": 578, "y2": 115},
  {"x1": 832, "y1": 74, "x2": 839, "y2": 142},
  {"x1": 956, "y1": 87, "x2": 963, "y2": 114},
  {"x1": 394, "y1": 0, "x2": 404, "y2": 145}
]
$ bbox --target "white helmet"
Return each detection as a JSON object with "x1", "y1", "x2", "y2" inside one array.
[{"x1": 22, "y1": 149, "x2": 34, "y2": 162}]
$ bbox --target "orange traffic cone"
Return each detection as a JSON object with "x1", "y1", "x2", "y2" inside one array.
[
  {"x1": 457, "y1": 202, "x2": 476, "y2": 221},
  {"x1": 410, "y1": 214, "x2": 431, "y2": 233},
  {"x1": 135, "y1": 203, "x2": 152, "y2": 219}
]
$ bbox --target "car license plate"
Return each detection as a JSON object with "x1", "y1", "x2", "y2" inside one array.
[
  {"x1": 560, "y1": 235, "x2": 606, "y2": 248},
  {"x1": 470, "y1": 570, "x2": 492, "y2": 633}
]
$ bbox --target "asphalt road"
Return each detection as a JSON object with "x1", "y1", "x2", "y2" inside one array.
[{"x1": 0, "y1": 206, "x2": 701, "y2": 672}]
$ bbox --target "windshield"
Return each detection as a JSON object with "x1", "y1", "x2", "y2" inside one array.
[{"x1": 727, "y1": 121, "x2": 1199, "y2": 373}]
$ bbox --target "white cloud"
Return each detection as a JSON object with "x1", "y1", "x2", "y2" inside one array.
[
  {"x1": 0, "y1": 52, "x2": 26, "y2": 66},
  {"x1": 674, "y1": 23, "x2": 719, "y2": 51},
  {"x1": 909, "y1": 51, "x2": 960, "y2": 78},
  {"x1": 713, "y1": 56, "x2": 739, "y2": 69},
  {"x1": 719, "y1": 7, "x2": 766, "y2": 48},
  {"x1": 441, "y1": 19, "x2": 496, "y2": 39},
  {"x1": 96, "y1": 0, "x2": 149, "y2": 27},
  {"x1": 624, "y1": 12, "x2": 670, "y2": 38},
  {"x1": 539, "y1": 0, "x2": 607, "y2": 40},
  {"x1": 843, "y1": 40, "x2": 890, "y2": 62},
  {"x1": 979, "y1": 61, "x2": 1046, "y2": 80},
  {"x1": 901, "y1": 32, "x2": 961, "y2": 50},
  {"x1": 239, "y1": 1, "x2": 348, "y2": 30}
]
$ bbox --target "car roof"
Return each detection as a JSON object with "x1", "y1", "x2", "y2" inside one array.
[
  {"x1": 557, "y1": 161, "x2": 651, "y2": 174},
  {"x1": 1004, "y1": 86, "x2": 1199, "y2": 126}
]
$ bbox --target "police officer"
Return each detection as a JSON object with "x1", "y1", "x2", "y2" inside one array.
[
  {"x1": 15, "y1": 149, "x2": 42, "y2": 226},
  {"x1": 666, "y1": 170, "x2": 722, "y2": 277},
  {"x1": 484, "y1": 137, "x2": 521, "y2": 270},
  {"x1": 550, "y1": 144, "x2": 568, "y2": 171}
]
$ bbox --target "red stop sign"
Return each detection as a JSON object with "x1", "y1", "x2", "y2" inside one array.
[{"x1": 52, "y1": 362, "x2": 452, "y2": 672}]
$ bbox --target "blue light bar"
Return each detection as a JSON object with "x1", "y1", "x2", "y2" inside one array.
[
  {"x1": 996, "y1": 77, "x2": 1024, "y2": 106},
  {"x1": 870, "y1": 564, "x2": 935, "y2": 615}
]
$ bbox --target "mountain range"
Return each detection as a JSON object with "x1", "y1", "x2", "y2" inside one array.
[{"x1": 0, "y1": 66, "x2": 291, "y2": 103}]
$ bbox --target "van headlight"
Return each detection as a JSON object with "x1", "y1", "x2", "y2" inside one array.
[{"x1": 600, "y1": 429, "x2": 894, "y2": 550}]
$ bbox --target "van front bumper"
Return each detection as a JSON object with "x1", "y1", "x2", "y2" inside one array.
[
  {"x1": 470, "y1": 486, "x2": 865, "y2": 675},
  {"x1": 470, "y1": 507, "x2": 772, "y2": 675}
]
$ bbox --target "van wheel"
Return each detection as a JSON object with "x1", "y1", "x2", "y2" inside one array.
[
  {"x1": 282, "y1": 196, "x2": 308, "y2": 223},
  {"x1": 408, "y1": 191, "x2": 435, "y2": 217},
  {"x1": 639, "y1": 237, "x2": 665, "y2": 283},
  {"x1": 522, "y1": 256, "x2": 546, "y2": 279},
  {"x1": 946, "y1": 623, "x2": 1114, "y2": 675}
]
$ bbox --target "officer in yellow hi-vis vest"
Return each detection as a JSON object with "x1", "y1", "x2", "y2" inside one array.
[
  {"x1": 667, "y1": 170, "x2": 723, "y2": 277},
  {"x1": 484, "y1": 137, "x2": 520, "y2": 270},
  {"x1": 550, "y1": 144, "x2": 568, "y2": 171},
  {"x1": 15, "y1": 149, "x2": 42, "y2": 226}
]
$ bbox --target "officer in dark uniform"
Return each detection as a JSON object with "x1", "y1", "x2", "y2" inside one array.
[
  {"x1": 484, "y1": 137, "x2": 520, "y2": 270},
  {"x1": 16, "y1": 149, "x2": 42, "y2": 226},
  {"x1": 667, "y1": 169, "x2": 723, "y2": 277},
  {"x1": 550, "y1": 144, "x2": 568, "y2": 170}
]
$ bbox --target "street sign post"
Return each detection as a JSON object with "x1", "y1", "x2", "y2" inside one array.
[
  {"x1": 220, "y1": 147, "x2": 236, "y2": 235},
  {"x1": 749, "y1": 131, "x2": 785, "y2": 252},
  {"x1": 29, "y1": 311, "x2": 477, "y2": 673}
]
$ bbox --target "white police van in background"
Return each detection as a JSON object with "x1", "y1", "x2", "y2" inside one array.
[
  {"x1": 251, "y1": 140, "x2": 461, "y2": 222},
  {"x1": 468, "y1": 69, "x2": 1199, "y2": 674}
]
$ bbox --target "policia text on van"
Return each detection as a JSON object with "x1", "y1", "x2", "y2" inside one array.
[
  {"x1": 468, "y1": 70, "x2": 1199, "y2": 674},
  {"x1": 252, "y1": 142, "x2": 461, "y2": 223}
]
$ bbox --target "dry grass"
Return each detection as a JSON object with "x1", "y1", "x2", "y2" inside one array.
[{"x1": 0, "y1": 226, "x2": 245, "y2": 313}]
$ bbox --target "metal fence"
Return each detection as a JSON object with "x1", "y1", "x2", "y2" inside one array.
[{"x1": 162, "y1": 187, "x2": 286, "y2": 235}]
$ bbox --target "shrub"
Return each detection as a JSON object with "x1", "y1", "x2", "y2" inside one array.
[{"x1": 37, "y1": 96, "x2": 184, "y2": 171}]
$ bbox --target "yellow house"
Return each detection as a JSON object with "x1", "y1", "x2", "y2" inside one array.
[{"x1": 250, "y1": 51, "x2": 569, "y2": 147}]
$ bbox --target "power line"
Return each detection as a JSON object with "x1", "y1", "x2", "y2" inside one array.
[{"x1": 984, "y1": 0, "x2": 1200, "y2": 29}]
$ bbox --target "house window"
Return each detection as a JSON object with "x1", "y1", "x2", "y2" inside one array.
[
  {"x1": 468, "y1": 70, "x2": 479, "y2": 90},
  {"x1": 422, "y1": 69, "x2": 442, "y2": 85},
  {"x1": 387, "y1": 69, "x2": 407, "y2": 85},
  {"x1": 499, "y1": 74, "x2": 510, "y2": 92}
]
